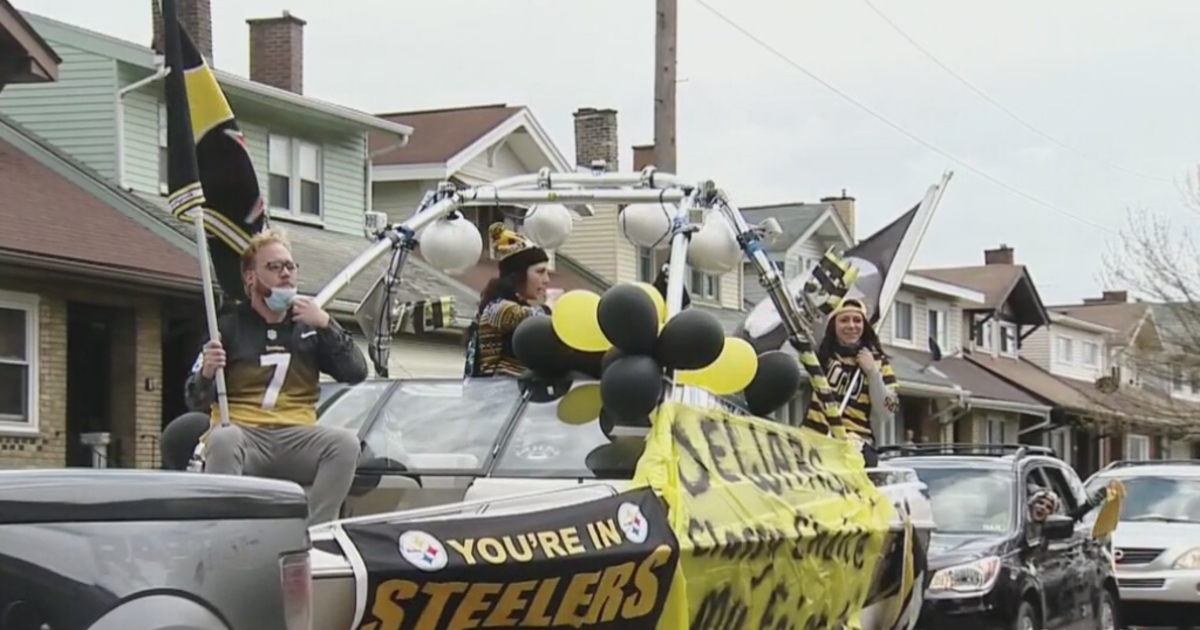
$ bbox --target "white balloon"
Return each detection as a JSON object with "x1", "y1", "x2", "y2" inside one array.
[
  {"x1": 522, "y1": 204, "x2": 573, "y2": 249},
  {"x1": 419, "y1": 214, "x2": 483, "y2": 275},
  {"x1": 620, "y1": 203, "x2": 674, "y2": 250},
  {"x1": 687, "y1": 211, "x2": 741, "y2": 275}
]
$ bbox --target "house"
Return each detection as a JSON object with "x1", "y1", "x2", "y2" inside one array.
[
  {"x1": 1041, "y1": 293, "x2": 1197, "y2": 465},
  {"x1": 1, "y1": 59, "x2": 209, "y2": 471},
  {"x1": 0, "y1": 8, "x2": 548, "y2": 382},
  {"x1": 875, "y1": 251, "x2": 1054, "y2": 446},
  {"x1": 737, "y1": 198, "x2": 853, "y2": 305},
  {"x1": 562, "y1": 115, "x2": 747, "y2": 331}
]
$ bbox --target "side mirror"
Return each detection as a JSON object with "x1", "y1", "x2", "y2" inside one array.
[{"x1": 1043, "y1": 514, "x2": 1075, "y2": 541}]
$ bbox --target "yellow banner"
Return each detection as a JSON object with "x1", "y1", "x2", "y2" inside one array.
[{"x1": 633, "y1": 402, "x2": 894, "y2": 630}]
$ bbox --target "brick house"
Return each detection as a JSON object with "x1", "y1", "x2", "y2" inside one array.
[{"x1": 0, "y1": 112, "x2": 203, "y2": 469}]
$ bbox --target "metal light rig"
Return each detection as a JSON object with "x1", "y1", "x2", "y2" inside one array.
[{"x1": 312, "y1": 165, "x2": 857, "y2": 434}]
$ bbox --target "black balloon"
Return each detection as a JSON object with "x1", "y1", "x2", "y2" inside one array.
[
  {"x1": 597, "y1": 284, "x2": 660, "y2": 355},
  {"x1": 655, "y1": 308, "x2": 725, "y2": 370},
  {"x1": 600, "y1": 355, "x2": 663, "y2": 418},
  {"x1": 512, "y1": 316, "x2": 572, "y2": 376},
  {"x1": 745, "y1": 350, "x2": 803, "y2": 417},
  {"x1": 569, "y1": 349, "x2": 606, "y2": 379},
  {"x1": 160, "y1": 411, "x2": 211, "y2": 470},
  {"x1": 600, "y1": 347, "x2": 625, "y2": 374}
]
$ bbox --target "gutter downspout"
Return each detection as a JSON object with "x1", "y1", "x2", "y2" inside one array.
[{"x1": 116, "y1": 56, "x2": 169, "y2": 190}]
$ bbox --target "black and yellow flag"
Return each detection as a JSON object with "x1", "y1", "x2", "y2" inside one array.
[{"x1": 161, "y1": 0, "x2": 264, "y2": 301}]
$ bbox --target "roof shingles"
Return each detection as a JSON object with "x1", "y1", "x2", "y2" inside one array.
[
  {"x1": 0, "y1": 121, "x2": 197, "y2": 282},
  {"x1": 371, "y1": 104, "x2": 521, "y2": 166}
]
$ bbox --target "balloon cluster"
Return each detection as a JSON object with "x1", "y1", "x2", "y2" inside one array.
[{"x1": 511, "y1": 281, "x2": 802, "y2": 419}]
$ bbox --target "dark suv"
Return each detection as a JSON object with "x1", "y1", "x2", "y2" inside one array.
[{"x1": 879, "y1": 444, "x2": 1119, "y2": 630}]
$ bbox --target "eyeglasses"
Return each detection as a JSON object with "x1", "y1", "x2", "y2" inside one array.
[{"x1": 264, "y1": 261, "x2": 299, "y2": 273}]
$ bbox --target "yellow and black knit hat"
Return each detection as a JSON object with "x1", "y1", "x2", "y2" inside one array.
[
  {"x1": 490, "y1": 222, "x2": 549, "y2": 276},
  {"x1": 829, "y1": 297, "x2": 868, "y2": 320}
]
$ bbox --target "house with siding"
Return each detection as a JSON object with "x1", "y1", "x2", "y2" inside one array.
[
  {"x1": 561, "y1": 120, "x2": 747, "y2": 331},
  {"x1": 0, "y1": 9, "x2": 540, "y2": 383},
  {"x1": 737, "y1": 199, "x2": 853, "y2": 306},
  {"x1": 363, "y1": 103, "x2": 620, "y2": 375},
  {"x1": 0, "y1": 9, "x2": 210, "y2": 470},
  {"x1": 876, "y1": 255, "x2": 1053, "y2": 446}
]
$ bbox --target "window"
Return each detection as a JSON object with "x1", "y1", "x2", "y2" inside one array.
[
  {"x1": 268, "y1": 133, "x2": 322, "y2": 218},
  {"x1": 927, "y1": 308, "x2": 947, "y2": 350},
  {"x1": 1125, "y1": 434, "x2": 1150, "y2": 461},
  {"x1": 687, "y1": 209, "x2": 720, "y2": 302},
  {"x1": 157, "y1": 102, "x2": 168, "y2": 194},
  {"x1": 1056, "y1": 336, "x2": 1074, "y2": 364},
  {"x1": 637, "y1": 247, "x2": 655, "y2": 282},
  {"x1": 1082, "y1": 341, "x2": 1099, "y2": 367},
  {"x1": 0, "y1": 291, "x2": 38, "y2": 432},
  {"x1": 999, "y1": 322, "x2": 1017, "y2": 356},
  {"x1": 893, "y1": 300, "x2": 913, "y2": 343},
  {"x1": 975, "y1": 319, "x2": 994, "y2": 350},
  {"x1": 1172, "y1": 365, "x2": 1184, "y2": 392}
]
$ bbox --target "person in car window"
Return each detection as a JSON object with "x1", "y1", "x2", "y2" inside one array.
[
  {"x1": 803, "y1": 298, "x2": 899, "y2": 467},
  {"x1": 186, "y1": 228, "x2": 368, "y2": 525},
  {"x1": 1026, "y1": 482, "x2": 1119, "y2": 546},
  {"x1": 464, "y1": 223, "x2": 553, "y2": 378}
]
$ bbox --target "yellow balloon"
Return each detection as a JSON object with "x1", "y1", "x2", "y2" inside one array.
[
  {"x1": 633, "y1": 282, "x2": 667, "y2": 323},
  {"x1": 676, "y1": 337, "x2": 758, "y2": 396},
  {"x1": 557, "y1": 384, "x2": 603, "y2": 425},
  {"x1": 551, "y1": 290, "x2": 611, "y2": 352}
]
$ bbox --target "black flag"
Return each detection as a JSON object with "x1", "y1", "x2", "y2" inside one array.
[
  {"x1": 161, "y1": 0, "x2": 264, "y2": 302},
  {"x1": 737, "y1": 174, "x2": 950, "y2": 354}
]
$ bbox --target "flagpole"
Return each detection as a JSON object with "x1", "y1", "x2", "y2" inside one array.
[{"x1": 194, "y1": 210, "x2": 232, "y2": 428}]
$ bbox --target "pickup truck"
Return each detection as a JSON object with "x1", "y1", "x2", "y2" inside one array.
[{"x1": 0, "y1": 469, "x2": 313, "y2": 630}]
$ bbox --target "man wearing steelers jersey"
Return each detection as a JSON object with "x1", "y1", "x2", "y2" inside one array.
[{"x1": 185, "y1": 228, "x2": 368, "y2": 525}]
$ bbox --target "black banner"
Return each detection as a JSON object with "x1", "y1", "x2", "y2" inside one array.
[{"x1": 340, "y1": 488, "x2": 680, "y2": 630}]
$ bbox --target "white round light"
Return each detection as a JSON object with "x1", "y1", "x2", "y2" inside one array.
[
  {"x1": 522, "y1": 203, "x2": 573, "y2": 249},
  {"x1": 620, "y1": 203, "x2": 674, "y2": 250},
  {"x1": 687, "y1": 211, "x2": 741, "y2": 275},
  {"x1": 419, "y1": 213, "x2": 483, "y2": 275}
]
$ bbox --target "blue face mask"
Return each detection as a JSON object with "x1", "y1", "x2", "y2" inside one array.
[{"x1": 264, "y1": 286, "x2": 297, "y2": 313}]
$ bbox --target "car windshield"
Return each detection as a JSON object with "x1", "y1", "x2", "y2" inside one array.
[
  {"x1": 909, "y1": 465, "x2": 1014, "y2": 535},
  {"x1": 493, "y1": 382, "x2": 645, "y2": 478},
  {"x1": 1085, "y1": 474, "x2": 1200, "y2": 523},
  {"x1": 355, "y1": 379, "x2": 521, "y2": 474},
  {"x1": 318, "y1": 381, "x2": 393, "y2": 429}
]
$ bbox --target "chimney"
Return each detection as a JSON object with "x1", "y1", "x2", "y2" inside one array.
[
  {"x1": 247, "y1": 11, "x2": 306, "y2": 94},
  {"x1": 984, "y1": 244, "x2": 1014, "y2": 265},
  {"x1": 151, "y1": 0, "x2": 213, "y2": 64},
  {"x1": 573, "y1": 108, "x2": 618, "y2": 172},
  {"x1": 1084, "y1": 290, "x2": 1129, "y2": 305},
  {"x1": 821, "y1": 190, "x2": 856, "y2": 241},
  {"x1": 632, "y1": 144, "x2": 655, "y2": 171}
]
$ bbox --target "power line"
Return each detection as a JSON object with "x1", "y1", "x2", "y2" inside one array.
[
  {"x1": 856, "y1": 0, "x2": 1173, "y2": 185},
  {"x1": 690, "y1": 0, "x2": 1116, "y2": 234}
]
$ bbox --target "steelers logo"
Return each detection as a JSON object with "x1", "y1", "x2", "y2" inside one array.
[
  {"x1": 617, "y1": 502, "x2": 650, "y2": 544},
  {"x1": 397, "y1": 530, "x2": 448, "y2": 572}
]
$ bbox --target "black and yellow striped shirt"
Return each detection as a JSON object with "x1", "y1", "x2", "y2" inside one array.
[{"x1": 804, "y1": 351, "x2": 898, "y2": 439}]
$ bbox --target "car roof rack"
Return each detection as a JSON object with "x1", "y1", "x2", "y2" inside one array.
[
  {"x1": 1100, "y1": 459, "x2": 1200, "y2": 471},
  {"x1": 877, "y1": 443, "x2": 1057, "y2": 460}
]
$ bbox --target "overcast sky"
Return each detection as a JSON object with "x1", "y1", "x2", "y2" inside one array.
[{"x1": 16, "y1": 0, "x2": 1200, "y2": 304}]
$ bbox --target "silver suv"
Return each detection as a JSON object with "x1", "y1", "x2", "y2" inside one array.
[{"x1": 1084, "y1": 461, "x2": 1200, "y2": 629}]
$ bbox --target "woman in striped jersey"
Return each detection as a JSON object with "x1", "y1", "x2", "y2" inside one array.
[{"x1": 804, "y1": 298, "x2": 900, "y2": 467}]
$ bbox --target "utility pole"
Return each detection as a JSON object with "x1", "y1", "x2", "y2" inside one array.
[{"x1": 654, "y1": 0, "x2": 678, "y2": 174}]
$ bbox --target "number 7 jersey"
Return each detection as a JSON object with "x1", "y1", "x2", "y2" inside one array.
[{"x1": 190, "y1": 304, "x2": 328, "y2": 427}]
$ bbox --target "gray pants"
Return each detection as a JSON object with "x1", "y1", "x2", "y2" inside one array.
[{"x1": 204, "y1": 423, "x2": 360, "y2": 525}]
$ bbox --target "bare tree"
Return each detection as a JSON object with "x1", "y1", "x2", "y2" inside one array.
[{"x1": 1098, "y1": 190, "x2": 1200, "y2": 436}]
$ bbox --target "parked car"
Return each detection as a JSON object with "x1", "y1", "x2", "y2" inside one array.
[
  {"x1": 879, "y1": 443, "x2": 1119, "y2": 630},
  {"x1": 305, "y1": 377, "x2": 936, "y2": 630},
  {"x1": 0, "y1": 469, "x2": 313, "y2": 630},
  {"x1": 1083, "y1": 460, "x2": 1200, "y2": 628}
]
